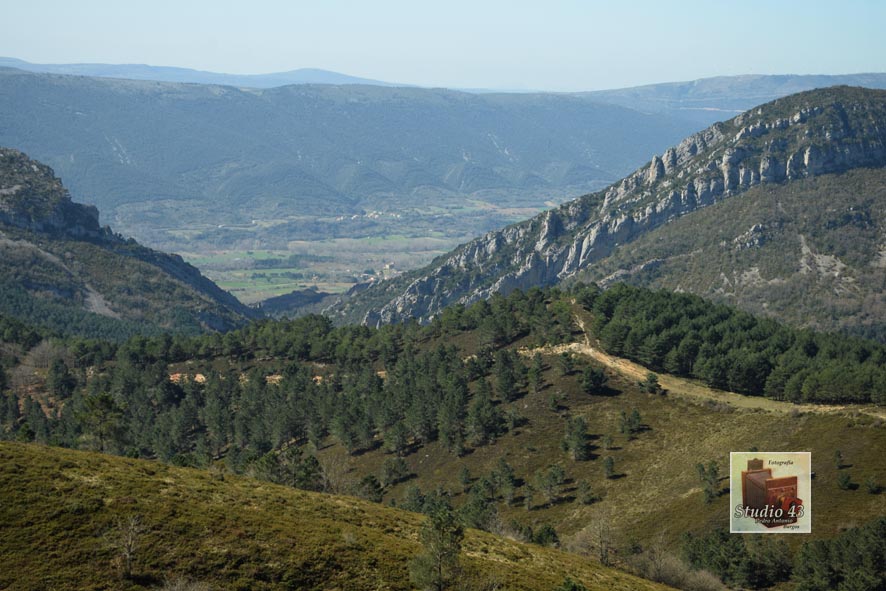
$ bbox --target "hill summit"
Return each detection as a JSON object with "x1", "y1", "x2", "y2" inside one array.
[
  {"x1": 335, "y1": 86, "x2": 886, "y2": 337},
  {"x1": 0, "y1": 148, "x2": 255, "y2": 338},
  {"x1": 0, "y1": 148, "x2": 104, "y2": 238}
]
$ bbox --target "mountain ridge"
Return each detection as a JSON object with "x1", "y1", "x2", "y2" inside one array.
[
  {"x1": 582, "y1": 73, "x2": 886, "y2": 126},
  {"x1": 333, "y1": 86, "x2": 886, "y2": 331},
  {"x1": 0, "y1": 66, "x2": 695, "y2": 244},
  {"x1": 0, "y1": 148, "x2": 256, "y2": 337},
  {"x1": 5, "y1": 57, "x2": 885, "y2": 100},
  {"x1": 0, "y1": 56, "x2": 402, "y2": 88}
]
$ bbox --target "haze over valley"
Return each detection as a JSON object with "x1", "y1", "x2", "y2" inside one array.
[{"x1": 3, "y1": 62, "x2": 886, "y2": 305}]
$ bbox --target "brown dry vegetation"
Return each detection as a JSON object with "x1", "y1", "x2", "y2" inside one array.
[{"x1": 0, "y1": 441, "x2": 671, "y2": 591}]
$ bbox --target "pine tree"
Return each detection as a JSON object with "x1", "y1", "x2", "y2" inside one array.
[
  {"x1": 409, "y1": 504, "x2": 463, "y2": 591},
  {"x1": 492, "y1": 458, "x2": 517, "y2": 505},
  {"x1": 46, "y1": 358, "x2": 77, "y2": 399},
  {"x1": 534, "y1": 464, "x2": 565, "y2": 506},
  {"x1": 458, "y1": 466, "x2": 471, "y2": 493},
  {"x1": 562, "y1": 416, "x2": 590, "y2": 460},
  {"x1": 629, "y1": 409, "x2": 642, "y2": 432},
  {"x1": 80, "y1": 392, "x2": 125, "y2": 453},
  {"x1": 356, "y1": 474, "x2": 384, "y2": 502},
  {"x1": 558, "y1": 352, "x2": 575, "y2": 376},
  {"x1": 527, "y1": 353, "x2": 544, "y2": 394},
  {"x1": 696, "y1": 461, "x2": 720, "y2": 502},
  {"x1": 577, "y1": 480, "x2": 599, "y2": 505},
  {"x1": 437, "y1": 396, "x2": 465, "y2": 455},
  {"x1": 384, "y1": 422, "x2": 410, "y2": 456},
  {"x1": 554, "y1": 578, "x2": 589, "y2": 591},
  {"x1": 581, "y1": 366, "x2": 607, "y2": 394},
  {"x1": 380, "y1": 457, "x2": 411, "y2": 487},
  {"x1": 466, "y1": 380, "x2": 502, "y2": 445},
  {"x1": 524, "y1": 485, "x2": 534, "y2": 511},
  {"x1": 619, "y1": 408, "x2": 643, "y2": 437},
  {"x1": 494, "y1": 350, "x2": 519, "y2": 402},
  {"x1": 401, "y1": 485, "x2": 426, "y2": 513},
  {"x1": 603, "y1": 456, "x2": 615, "y2": 479},
  {"x1": 641, "y1": 372, "x2": 662, "y2": 394},
  {"x1": 532, "y1": 523, "x2": 560, "y2": 547}
]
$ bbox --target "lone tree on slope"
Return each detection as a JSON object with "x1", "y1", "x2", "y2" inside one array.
[{"x1": 410, "y1": 503, "x2": 464, "y2": 591}]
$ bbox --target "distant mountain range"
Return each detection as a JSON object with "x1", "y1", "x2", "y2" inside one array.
[
  {"x1": 0, "y1": 147, "x2": 254, "y2": 338},
  {"x1": 0, "y1": 66, "x2": 697, "y2": 250},
  {"x1": 334, "y1": 86, "x2": 886, "y2": 341},
  {"x1": 6, "y1": 57, "x2": 885, "y2": 103},
  {"x1": 0, "y1": 56, "x2": 401, "y2": 88},
  {"x1": 583, "y1": 73, "x2": 886, "y2": 126},
  {"x1": 3, "y1": 60, "x2": 886, "y2": 318}
]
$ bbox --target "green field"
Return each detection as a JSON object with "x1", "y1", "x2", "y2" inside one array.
[
  {"x1": 179, "y1": 234, "x2": 456, "y2": 304},
  {"x1": 114, "y1": 188, "x2": 576, "y2": 305}
]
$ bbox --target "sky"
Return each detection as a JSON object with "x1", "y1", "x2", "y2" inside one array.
[{"x1": 1, "y1": 0, "x2": 885, "y2": 92}]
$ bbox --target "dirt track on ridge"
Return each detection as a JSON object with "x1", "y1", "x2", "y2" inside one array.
[{"x1": 519, "y1": 315, "x2": 886, "y2": 421}]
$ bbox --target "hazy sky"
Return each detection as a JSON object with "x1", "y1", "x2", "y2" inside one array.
[{"x1": 2, "y1": 0, "x2": 885, "y2": 91}]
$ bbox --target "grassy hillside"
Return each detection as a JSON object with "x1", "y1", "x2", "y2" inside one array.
[
  {"x1": 308, "y1": 306, "x2": 886, "y2": 548},
  {"x1": 0, "y1": 441, "x2": 671, "y2": 591},
  {"x1": 0, "y1": 224, "x2": 252, "y2": 339}
]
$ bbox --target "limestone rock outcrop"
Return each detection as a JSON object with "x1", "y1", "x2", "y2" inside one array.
[{"x1": 338, "y1": 87, "x2": 886, "y2": 326}]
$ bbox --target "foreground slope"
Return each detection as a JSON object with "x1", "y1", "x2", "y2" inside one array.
[
  {"x1": 336, "y1": 87, "x2": 886, "y2": 338},
  {"x1": 0, "y1": 148, "x2": 254, "y2": 338},
  {"x1": 4, "y1": 284, "x2": 886, "y2": 589},
  {"x1": 8, "y1": 285, "x2": 885, "y2": 554},
  {"x1": 0, "y1": 441, "x2": 670, "y2": 591}
]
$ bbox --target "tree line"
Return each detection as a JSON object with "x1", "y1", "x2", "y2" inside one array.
[
  {"x1": 0, "y1": 288, "x2": 578, "y2": 471},
  {"x1": 682, "y1": 517, "x2": 886, "y2": 590},
  {"x1": 579, "y1": 283, "x2": 886, "y2": 404}
]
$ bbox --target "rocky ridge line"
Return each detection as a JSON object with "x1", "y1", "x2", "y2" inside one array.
[{"x1": 357, "y1": 87, "x2": 886, "y2": 325}]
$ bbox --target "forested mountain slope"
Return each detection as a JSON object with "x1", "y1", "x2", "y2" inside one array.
[
  {"x1": 3, "y1": 284, "x2": 884, "y2": 590},
  {"x1": 335, "y1": 87, "x2": 886, "y2": 340}
]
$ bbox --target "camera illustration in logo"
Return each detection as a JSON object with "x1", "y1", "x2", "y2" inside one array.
[
  {"x1": 730, "y1": 452, "x2": 811, "y2": 533},
  {"x1": 740, "y1": 458, "x2": 803, "y2": 527}
]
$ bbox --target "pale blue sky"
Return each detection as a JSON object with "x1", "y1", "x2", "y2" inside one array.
[{"x1": 2, "y1": 0, "x2": 884, "y2": 91}]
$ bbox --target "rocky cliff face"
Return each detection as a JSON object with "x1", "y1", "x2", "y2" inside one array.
[
  {"x1": 342, "y1": 86, "x2": 886, "y2": 326},
  {"x1": 0, "y1": 147, "x2": 257, "y2": 334},
  {"x1": 0, "y1": 148, "x2": 106, "y2": 239}
]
